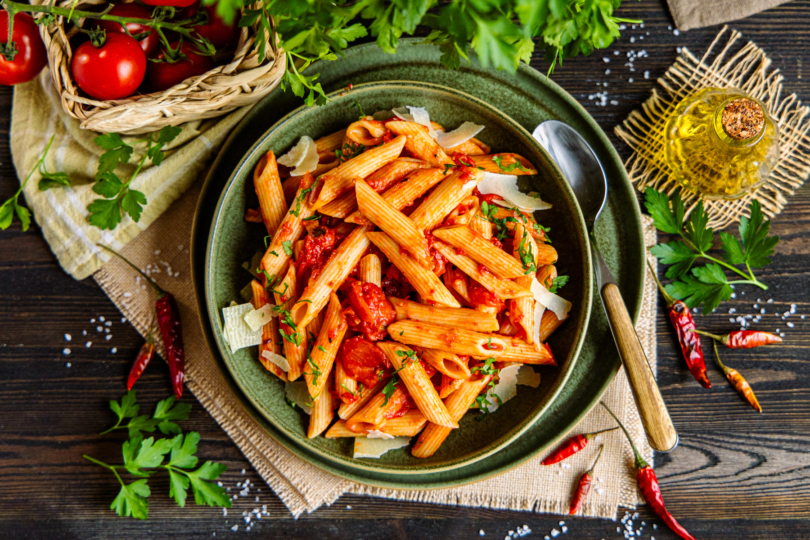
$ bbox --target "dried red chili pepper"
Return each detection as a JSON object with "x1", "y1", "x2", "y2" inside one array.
[
  {"x1": 602, "y1": 402, "x2": 696, "y2": 540},
  {"x1": 696, "y1": 329, "x2": 782, "y2": 349},
  {"x1": 127, "y1": 320, "x2": 156, "y2": 390},
  {"x1": 100, "y1": 245, "x2": 186, "y2": 399},
  {"x1": 541, "y1": 427, "x2": 618, "y2": 466},
  {"x1": 713, "y1": 342, "x2": 762, "y2": 412},
  {"x1": 648, "y1": 262, "x2": 710, "y2": 388},
  {"x1": 569, "y1": 445, "x2": 603, "y2": 515}
]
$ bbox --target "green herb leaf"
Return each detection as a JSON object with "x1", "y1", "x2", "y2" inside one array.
[
  {"x1": 110, "y1": 390, "x2": 140, "y2": 425},
  {"x1": 168, "y1": 469, "x2": 190, "y2": 508},
  {"x1": 644, "y1": 187, "x2": 683, "y2": 235},
  {"x1": 666, "y1": 265, "x2": 734, "y2": 314},
  {"x1": 548, "y1": 275, "x2": 569, "y2": 294},
  {"x1": 95, "y1": 133, "x2": 134, "y2": 180},
  {"x1": 126, "y1": 415, "x2": 160, "y2": 439},
  {"x1": 110, "y1": 478, "x2": 150, "y2": 520},
  {"x1": 123, "y1": 436, "x2": 173, "y2": 476},
  {"x1": 146, "y1": 126, "x2": 182, "y2": 167},
  {"x1": 167, "y1": 432, "x2": 200, "y2": 469},
  {"x1": 649, "y1": 241, "x2": 698, "y2": 280},
  {"x1": 683, "y1": 200, "x2": 713, "y2": 253},
  {"x1": 186, "y1": 462, "x2": 231, "y2": 508},
  {"x1": 381, "y1": 375, "x2": 397, "y2": 407},
  {"x1": 738, "y1": 200, "x2": 779, "y2": 268},
  {"x1": 153, "y1": 396, "x2": 192, "y2": 435},
  {"x1": 282, "y1": 240, "x2": 294, "y2": 256},
  {"x1": 38, "y1": 165, "x2": 72, "y2": 190}
]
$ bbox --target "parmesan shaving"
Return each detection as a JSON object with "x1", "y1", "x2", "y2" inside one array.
[
  {"x1": 392, "y1": 106, "x2": 437, "y2": 138},
  {"x1": 261, "y1": 350, "x2": 290, "y2": 373},
  {"x1": 222, "y1": 303, "x2": 262, "y2": 353},
  {"x1": 478, "y1": 172, "x2": 552, "y2": 211},
  {"x1": 435, "y1": 121, "x2": 485, "y2": 149},
  {"x1": 516, "y1": 365, "x2": 542, "y2": 388},
  {"x1": 277, "y1": 136, "x2": 314, "y2": 168},
  {"x1": 353, "y1": 436, "x2": 411, "y2": 459},
  {"x1": 530, "y1": 279, "x2": 572, "y2": 320},
  {"x1": 243, "y1": 304, "x2": 276, "y2": 332},
  {"x1": 484, "y1": 364, "x2": 521, "y2": 413},
  {"x1": 284, "y1": 381, "x2": 312, "y2": 415},
  {"x1": 366, "y1": 430, "x2": 395, "y2": 439}
]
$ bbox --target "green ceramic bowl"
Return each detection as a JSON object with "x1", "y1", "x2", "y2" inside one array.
[{"x1": 204, "y1": 81, "x2": 593, "y2": 474}]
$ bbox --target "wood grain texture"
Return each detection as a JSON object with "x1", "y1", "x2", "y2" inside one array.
[
  {"x1": 602, "y1": 282, "x2": 678, "y2": 452},
  {"x1": 2, "y1": 0, "x2": 810, "y2": 537}
]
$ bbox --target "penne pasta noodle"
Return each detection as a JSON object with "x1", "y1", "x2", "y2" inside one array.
[
  {"x1": 366, "y1": 231, "x2": 460, "y2": 307},
  {"x1": 385, "y1": 121, "x2": 454, "y2": 167},
  {"x1": 539, "y1": 309, "x2": 567, "y2": 342},
  {"x1": 409, "y1": 168, "x2": 485, "y2": 231},
  {"x1": 344, "y1": 168, "x2": 445, "y2": 225},
  {"x1": 432, "y1": 241, "x2": 532, "y2": 300},
  {"x1": 316, "y1": 129, "x2": 346, "y2": 161},
  {"x1": 389, "y1": 297, "x2": 498, "y2": 332},
  {"x1": 345, "y1": 385, "x2": 407, "y2": 433},
  {"x1": 305, "y1": 293, "x2": 348, "y2": 398},
  {"x1": 282, "y1": 176, "x2": 300, "y2": 205},
  {"x1": 345, "y1": 118, "x2": 387, "y2": 146},
  {"x1": 261, "y1": 174, "x2": 316, "y2": 283},
  {"x1": 433, "y1": 225, "x2": 527, "y2": 279},
  {"x1": 469, "y1": 211, "x2": 493, "y2": 239},
  {"x1": 253, "y1": 150, "x2": 288, "y2": 235},
  {"x1": 535, "y1": 243, "x2": 559, "y2": 266},
  {"x1": 498, "y1": 320, "x2": 520, "y2": 336},
  {"x1": 274, "y1": 264, "x2": 307, "y2": 381},
  {"x1": 497, "y1": 337, "x2": 556, "y2": 365},
  {"x1": 377, "y1": 342, "x2": 458, "y2": 429},
  {"x1": 291, "y1": 225, "x2": 372, "y2": 328},
  {"x1": 467, "y1": 153, "x2": 537, "y2": 175},
  {"x1": 442, "y1": 196, "x2": 479, "y2": 228},
  {"x1": 311, "y1": 135, "x2": 407, "y2": 209},
  {"x1": 536, "y1": 264, "x2": 557, "y2": 291},
  {"x1": 509, "y1": 222, "x2": 539, "y2": 343},
  {"x1": 388, "y1": 319, "x2": 509, "y2": 359},
  {"x1": 443, "y1": 266, "x2": 471, "y2": 304},
  {"x1": 307, "y1": 373, "x2": 334, "y2": 439},
  {"x1": 355, "y1": 179, "x2": 430, "y2": 263},
  {"x1": 438, "y1": 374, "x2": 466, "y2": 399},
  {"x1": 359, "y1": 254, "x2": 382, "y2": 287},
  {"x1": 445, "y1": 138, "x2": 490, "y2": 156},
  {"x1": 411, "y1": 376, "x2": 491, "y2": 458},
  {"x1": 250, "y1": 280, "x2": 286, "y2": 381},
  {"x1": 414, "y1": 347, "x2": 471, "y2": 380},
  {"x1": 337, "y1": 377, "x2": 385, "y2": 419},
  {"x1": 326, "y1": 410, "x2": 427, "y2": 438},
  {"x1": 245, "y1": 207, "x2": 263, "y2": 223}
]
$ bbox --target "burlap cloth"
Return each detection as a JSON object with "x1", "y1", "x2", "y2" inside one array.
[
  {"x1": 616, "y1": 27, "x2": 810, "y2": 229},
  {"x1": 666, "y1": 0, "x2": 791, "y2": 31},
  {"x1": 11, "y1": 65, "x2": 658, "y2": 519}
]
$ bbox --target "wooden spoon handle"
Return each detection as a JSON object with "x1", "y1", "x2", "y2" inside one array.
[{"x1": 602, "y1": 282, "x2": 678, "y2": 452}]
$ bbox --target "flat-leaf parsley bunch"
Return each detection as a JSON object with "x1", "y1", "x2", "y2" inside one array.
[
  {"x1": 207, "y1": 0, "x2": 641, "y2": 106},
  {"x1": 84, "y1": 391, "x2": 231, "y2": 519},
  {"x1": 645, "y1": 187, "x2": 779, "y2": 313}
]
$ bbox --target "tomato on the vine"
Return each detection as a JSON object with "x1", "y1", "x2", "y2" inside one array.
[
  {"x1": 180, "y1": 2, "x2": 240, "y2": 49},
  {"x1": 141, "y1": 0, "x2": 197, "y2": 7},
  {"x1": 95, "y1": 4, "x2": 159, "y2": 57},
  {"x1": 148, "y1": 41, "x2": 214, "y2": 92},
  {"x1": 72, "y1": 33, "x2": 146, "y2": 100},
  {"x1": 0, "y1": 11, "x2": 48, "y2": 86}
]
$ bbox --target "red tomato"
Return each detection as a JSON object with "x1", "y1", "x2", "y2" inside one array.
[
  {"x1": 381, "y1": 265, "x2": 414, "y2": 299},
  {"x1": 148, "y1": 41, "x2": 214, "y2": 91},
  {"x1": 344, "y1": 279, "x2": 396, "y2": 341},
  {"x1": 178, "y1": 2, "x2": 240, "y2": 49},
  {"x1": 383, "y1": 386, "x2": 415, "y2": 420},
  {"x1": 340, "y1": 336, "x2": 391, "y2": 388},
  {"x1": 141, "y1": 0, "x2": 197, "y2": 7},
  {"x1": 296, "y1": 228, "x2": 336, "y2": 284},
  {"x1": 95, "y1": 4, "x2": 159, "y2": 57},
  {"x1": 0, "y1": 12, "x2": 47, "y2": 86},
  {"x1": 72, "y1": 33, "x2": 146, "y2": 100}
]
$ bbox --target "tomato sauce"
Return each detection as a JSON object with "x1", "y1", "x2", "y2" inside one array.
[
  {"x1": 382, "y1": 265, "x2": 414, "y2": 299},
  {"x1": 451, "y1": 152, "x2": 475, "y2": 168},
  {"x1": 468, "y1": 278, "x2": 505, "y2": 313},
  {"x1": 344, "y1": 279, "x2": 396, "y2": 341},
  {"x1": 339, "y1": 336, "x2": 391, "y2": 388},
  {"x1": 296, "y1": 227, "x2": 337, "y2": 284},
  {"x1": 383, "y1": 385, "x2": 415, "y2": 420},
  {"x1": 425, "y1": 233, "x2": 448, "y2": 277}
]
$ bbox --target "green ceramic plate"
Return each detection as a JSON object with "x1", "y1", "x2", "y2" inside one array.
[
  {"x1": 190, "y1": 39, "x2": 645, "y2": 489},
  {"x1": 204, "y1": 81, "x2": 593, "y2": 473}
]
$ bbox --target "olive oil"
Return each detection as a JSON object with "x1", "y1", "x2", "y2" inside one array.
[{"x1": 664, "y1": 88, "x2": 779, "y2": 199}]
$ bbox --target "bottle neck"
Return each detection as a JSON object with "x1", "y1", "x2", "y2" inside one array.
[{"x1": 712, "y1": 97, "x2": 766, "y2": 149}]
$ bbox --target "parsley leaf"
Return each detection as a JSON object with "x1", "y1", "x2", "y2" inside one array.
[
  {"x1": 381, "y1": 375, "x2": 397, "y2": 406},
  {"x1": 1, "y1": 135, "x2": 62, "y2": 231},
  {"x1": 153, "y1": 396, "x2": 192, "y2": 435},
  {"x1": 493, "y1": 154, "x2": 530, "y2": 173},
  {"x1": 548, "y1": 275, "x2": 569, "y2": 294},
  {"x1": 123, "y1": 436, "x2": 173, "y2": 476},
  {"x1": 94, "y1": 133, "x2": 134, "y2": 180},
  {"x1": 110, "y1": 479, "x2": 151, "y2": 520},
  {"x1": 282, "y1": 240, "x2": 294, "y2": 256}
]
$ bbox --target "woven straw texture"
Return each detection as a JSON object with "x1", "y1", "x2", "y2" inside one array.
[
  {"x1": 35, "y1": 0, "x2": 285, "y2": 135},
  {"x1": 615, "y1": 26, "x2": 810, "y2": 230},
  {"x1": 92, "y1": 177, "x2": 658, "y2": 518}
]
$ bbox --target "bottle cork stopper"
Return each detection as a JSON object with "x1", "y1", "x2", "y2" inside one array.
[{"x1": 721, "y1": 98, "x2": 765, "y2": 141}]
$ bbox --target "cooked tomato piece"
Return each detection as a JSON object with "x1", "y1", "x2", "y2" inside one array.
[
  {"x1": 383, "y1": 384, "x2": 415, "y2": 420},
  {"x1": 474, "y1": 190, "x2": 504, "y2": 206},
  {"x1": 382, "y1": 265, "x2": 414, "y2": 299},
  {"x1": 340, "y1": 336, "x2": 391, "y2": 388},
  {"x1": 468, "y1": 277, "x2": 505, "y2": 313},
  {"x1": 344, "y1": 279, "x2": 396, "y2": 341},
  {"x1": 451, "y1": 153, "x2": 475, "y2": 167},
  {"x1": 425, "y1": 233, "x2": 448, "y2": 276},
  {"x1": 296, "y1": 227, "x2": 336, "y2": 284}
]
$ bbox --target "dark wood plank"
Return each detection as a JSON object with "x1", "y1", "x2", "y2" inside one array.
[{"x1": 2, "y1": 0, "x2": 810, "y2": 538}]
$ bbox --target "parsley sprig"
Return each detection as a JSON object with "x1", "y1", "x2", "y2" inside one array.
[
  {"x1": 0, "y1": 135, "x2": 60, "y2": 231},
  {"x1": 85, "y1": 391, "x2": 230, "y2": 520},
  {"x1": 471, "y1": 357, "x2": 501, "y2": 415},
  {"x1": 645, "y1": 188, "x2": 778, "y2": 313},
  {"x1": 493, "y1": 154, "x2": 530, "y2": 173}
]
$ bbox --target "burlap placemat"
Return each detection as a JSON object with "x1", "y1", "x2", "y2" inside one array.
[
  {"x1": 615, "y1": 27, "x2": 810, "y2": 230},
  {"x1": 92, "y1": 178, "x2": 658, "y2": 518},
  {"x1": 666, "y1": 0, "x2": 791, "y2": 31}
]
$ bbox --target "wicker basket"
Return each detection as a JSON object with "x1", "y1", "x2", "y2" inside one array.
[{"x1": 36, "y1": 0, "x2": 286, "y2": 135}]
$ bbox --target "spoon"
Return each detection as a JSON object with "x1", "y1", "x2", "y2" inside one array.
[{"x1": 533, "y1": 120, "x2": 678, "y2": 453}]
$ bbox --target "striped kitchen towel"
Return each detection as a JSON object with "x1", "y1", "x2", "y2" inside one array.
[{"x1": 9, "y1": 70, "x2": 251, "y2": 280}]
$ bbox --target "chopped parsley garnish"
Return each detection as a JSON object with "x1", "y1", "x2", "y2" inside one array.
[
  {"x1": 381, "y1": 375, "x2": 397, "y2": 407},
  {"x1": 493, "y1": 155, "x2": 530, "y2": 173},
  {"x1": 282, "y1": 240, "x2": 293, "y2": 256},
  {"x1": 335, "y1": 141, "x2": 365, "y2": 162},
  {"x1": 351, "y1": 100, "x2": 366, "y2": 119},
  {"x1": 517, "y1": 229, "x2": 537, "y2": 275},
  {"x1": 548, "y1": 275, "x2": 570, "y2": 294},
  {"x1": 291, "y1": 180, "x2": 319, "y2": 218},
  {"x1": 284, "y1": 397, "x2": 297, "y2": 409}
]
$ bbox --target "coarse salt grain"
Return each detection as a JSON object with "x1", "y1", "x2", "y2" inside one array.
[
  {"x1": 63, "y1": 348, "x2": 71, "y2": 355},
  {"x1": 64, "y1": 334, "x2": 72, "y2": 341},
  {"x1": 85, "y1": 341, "x2": 92, "y2": 348},
  {"x1": 603, "y1": 57, "x2": 610, "y2": 63},
  {"x1": 231, "y1": 525, "x2": 238, "y2": 532},
  {"x1": 105, "y1": 335, "x2": 112, "y2": 341},
  {"x1": 480, "y1": 530, "x2": 485, "y2": 536},
  {"x1": 66, "y1": 362, "x2": 71, "y2": 368},
  {"x1": 551, "y1": 530, "x2": 560, "y2": 538},
  {"x1": 96, "y1": 326, "x2": 103, "y2": 332},
  {"x1": 111, "y1": 347, "x2": 117, "y2": 353}
]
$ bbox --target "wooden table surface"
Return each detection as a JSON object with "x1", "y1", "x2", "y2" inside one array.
[{"x1": 2, "y1": 1, "x2": 810, "y2": 538}]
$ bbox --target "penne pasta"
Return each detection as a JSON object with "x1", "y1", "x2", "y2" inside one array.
[
  {"x1": 413, "y1": 346, "x2": 471, "y2": 380},
  {"x1": 536, "y1": 264, "x2": 557, "y2": 291},
  {"x1": 469, "y1": 211, "x2": 493, "y2": 239},
  {"x1": 535, "y1": 243, "x2": 559, "y2": 266},
  {"x1": 274, "y1": 264, "x2": 307, "y2": 381},
  {"x1": 355, "y1": 179, "x2": 430, "y2": 263},
  {"x1": 438, "y1": 374, "x2": 466, "y2": 399},
  {"x1": 539, "y1": 309, "x2": 567, "y2": 342},
  {"x1": 338, "y1": 377, "x2": 385, "y2": 420},
  {"x1": 326, "y1": 410, "x2": 427, "y2": 438},
  {"x1": 385, "y1": 121, "x2": 454, "y2": 167},
  {"x1": 443, "y1": 266, "x2": 471, "y2": 304},
  {"x1": 345, "y1": 118, "x2": 387, "y2": 146},
  {"x1": 253, "y1": 150, "x2": 287, "y2": 235},
  {"x1": 359, "y1": 254, "x2": 382, "y2": 287},
  {"x1": 307, "y1": 373, "x2": 334, "y2": 438},
  {"x1": 305, "y1": 293, "x2": 348, "y2": 398},
  {"x1": 467, "y1": 153, "x2": 537, "y2": 175},
  {"x1": 377, "y1": 342, "x2": 458, "y2": 429},
  {"x1": 509, "y1": 222, "x2": 539, "y2": 343},
  {"x1": 345, "y1": 385, "x2": 407, "y2": 433},
  {"x1": 345, "y1": 168, "x2": 445, "y2": 225},
  {"x1": 496, "y1": 337, "x2": 556, "y2": 365},
  {"x1": 442, "y1": 196, "x2": 479, "y2": 228},
  {"x1": 282, "y1": 176, "x2": 300, "y2": 205},
  {"x1": 388, "y1": 319, "x2": 509, "y2": 359},
  {"x1": 250, "y1": 280, "x2": 286, "y2": 381},
  {"x1": 366, "y1": 231, "x2": 460, "y2": 307},
  {"x1": 433, "y1": 225, "x2": 527, "y2": 279},
  {"x1": 445, "y1": 138, "x2": 490, "y2": 156},
  {"x1": 432, "y1": 241, "x2": 532, "y2": 300},
  {"x1": 409, "y1": 168, "x2": 485, "y2": 231},
  {"x1": 388, "y1": 297, "x2": 498, "y2": 332},
  {"x1": 411, "y1": 376, "x2": 491, "y2": 458},
  {"x1": 315, "y1": 129, "x2": 346, "y2": 161},
  {"x1": 311, "y1": 135, "x2": 407, "y2": 209}
]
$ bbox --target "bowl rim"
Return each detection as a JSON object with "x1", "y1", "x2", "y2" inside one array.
[{"x1": 203, "y1": 80, "x2": 593, "y2": 474}]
